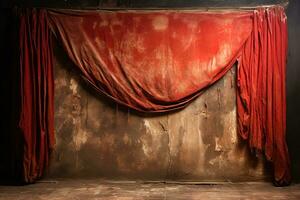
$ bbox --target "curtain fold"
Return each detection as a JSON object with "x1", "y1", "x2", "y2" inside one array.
[
  {"x1": 18, "y1": 7, "x2": 290, "y2": 185},
  {"x1": 19, "y1": 9, "x2": 55, "y2": 183},
  {"x1": 237, "y1": 7, "x2": 290, "y2": 185},
  {"x1": 47, "y1": 10, "x2": 253, "y2": 112}
]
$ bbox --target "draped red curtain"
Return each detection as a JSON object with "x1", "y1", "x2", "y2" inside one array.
[
  {"x1": 19, "y1": 9, "x2": 55, "y2": 183},
  {"x1": 47, "y1": 10, "x2": 253, "y2": 112},
  {"x1": 237, "y1": 7, "x2": 290, "y2": 185},
  {"x1": 18, "y1": 7, "x2": 290, "y2": 185}
]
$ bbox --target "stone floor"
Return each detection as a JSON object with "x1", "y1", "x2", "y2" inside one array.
[{"x1": 0, "y1": 180, "x2": 299, "y2": 200}]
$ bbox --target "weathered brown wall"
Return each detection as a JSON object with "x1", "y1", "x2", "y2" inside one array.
[{"x1": 48, "y1": 42, "x2": 270, "y2": 182}]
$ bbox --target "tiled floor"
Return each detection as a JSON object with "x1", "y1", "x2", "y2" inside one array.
[{"x1": 0, "y1": 180, "x2": 299, "y2": 200}]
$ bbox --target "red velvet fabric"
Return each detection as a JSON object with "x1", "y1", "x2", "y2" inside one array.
[
  {"x1": 47, "y1": 10, "x2": 252, "y2": 111},
  {"x1": 18, "y1": 7, "x2": 290, "y2": 185},
  {"x1": 19, "y1": 9, "x2": 55, "y2": 183},
  {"x1": 237, "y1": 7, "x2": 290, "y2": 185}
]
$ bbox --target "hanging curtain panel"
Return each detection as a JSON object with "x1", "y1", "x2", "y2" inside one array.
[{"x1": 19, "y1": 9, "x2": 55, "y2": 183}]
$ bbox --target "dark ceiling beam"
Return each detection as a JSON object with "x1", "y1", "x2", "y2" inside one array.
[{"x1": 1, "y1": 0, "x2": 289, "y2": 9}]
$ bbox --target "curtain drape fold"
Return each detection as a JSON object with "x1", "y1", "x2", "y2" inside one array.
[
  {"x1": 19, "y1": 9, "x2": 55, "y2": 183},
  {"x1": 237, "y1": 7, "x2": 290, "y2": 185},
  {"x1": 18, "y1": 7, "x2": 290, "y2": 185},
  {"x1": 47, "y1": 9, "x2": 253, "y2": 112}
]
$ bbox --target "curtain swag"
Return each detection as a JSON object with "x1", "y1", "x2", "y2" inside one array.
[{"x1": 18, "y1": 6, "x2": 290, "y2": 185}]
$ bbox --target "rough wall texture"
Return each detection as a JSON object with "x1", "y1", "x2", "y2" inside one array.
[{"x1": 48, "y1": 42, "x2": 269, "y2": 181}]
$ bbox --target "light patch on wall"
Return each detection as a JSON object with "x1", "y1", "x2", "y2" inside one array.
[
  {"x1": 142, "y1": 120, "x2": 157, "y2": 158},
  {"x1": 152, "y1": 16, "x2": 169, "y2": 31},
  {"x1": 223, "y1": 109, "x2": 237, "y2": 145},
  {"x1": 215, "y1": 137, "x2": 222, "y2": 152},
  {"x1": 142, "y1": 118, "x2": 167, "y2": 159},
  {"x1": 70, "y1": 78, "x2": 78, "y2": 95},
  {"x1": 72, "y1": 128, "x2": 89, "y2": 151},
  {"x1": 208, "y1": 152, "x2": 228, "y2": 169}
]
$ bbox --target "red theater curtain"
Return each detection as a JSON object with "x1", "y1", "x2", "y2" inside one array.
[
  {"x1": 18, "y1": 7, "x2": 290, "y2": 185},
  {"x1": 47, "y1": 10, "x2": 253, "y2": 111},
  {"x1": 19, "y1": 9, "x2": 55, "y2": 183},
  {"x1": 237, "y1": 7, "x2": 290, "y2": 185}
]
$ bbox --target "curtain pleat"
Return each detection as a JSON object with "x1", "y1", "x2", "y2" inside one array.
[
  {"x1": 19, "y1": 9, "x2": 54, "y2": 183},
  {"x1": 237, "y1": 7, "x2": 290, "y2": 185}
]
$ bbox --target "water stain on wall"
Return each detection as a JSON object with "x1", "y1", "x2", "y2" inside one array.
[{"x1": 48, "y1": 42, "x2": 270, "y2": 182}]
